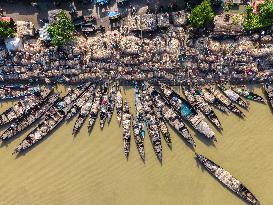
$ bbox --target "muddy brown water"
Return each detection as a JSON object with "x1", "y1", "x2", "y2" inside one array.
[{"x1": 0, "y1": 85, "x2": 272, "y2": 205}]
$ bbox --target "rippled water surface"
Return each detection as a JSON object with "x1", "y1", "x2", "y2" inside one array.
[{"x1": 0, "y1": 85, "x2": 272, "y2": 205}]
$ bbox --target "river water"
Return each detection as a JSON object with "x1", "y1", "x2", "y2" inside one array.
[{"x1": 0, "y1": 85, "x2": 272, "y2": 205}]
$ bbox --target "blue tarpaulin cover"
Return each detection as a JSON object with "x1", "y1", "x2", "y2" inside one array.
[
  {"x1": 108, "y1": 11, "x2": 120, "y2": 18},
  {"x1": 96, "y1": 0, "x2": 108, "y2": 5}
]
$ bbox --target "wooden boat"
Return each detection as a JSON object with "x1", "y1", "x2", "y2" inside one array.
[
  {"x1": 73, "y1": 94, "x2": 94, "y2": 135},
  {"x1": 100, "y1": 84, "x2": 109, "y2": 129},
  {"x1": 154, "y1": 109, "x2": 172, "y2": 149},
  {"x1": 196, "y1": 153, "x2": 260, "y2": 205},
  {"x1": 159, "y1": 83, "x2": 216, "y2": 141},
  {"x1": 88, "y1": 88, "x2": 102, "y2": 133},
  {"x1": 207, "y1": 87, "x2": 245, "y2": 118},
  {"x1": 65, "y1": 84, "x2": 95, "y2": 121},
  {"x1": 107, "y1": 83, "x2": 117, "y2": 123},
  {"x1": 0, "y1": 93, "x2": 60, "y2": 141},
  {"x1": 0, "y1": 84, "x2": 42, "y2": 100},
  {"x1": 147, "y1": 84, "x2": 195, "y2": 147},
  {"x1": 132, "y1": 118, "x2": 145, "y2": 161},
  {"x1": 184, "y1": 88, "x2": 222, "y2": 130},
  {"x1": 199, "y1": 88, "x2": 229, "y2": 113},
  {"x1": 121, "y1": 100, "x2": 131, "y2": 159},
  {"x1": 133, "y1": 83, "x2": 145, "y2": 161},
  {"x1": 142, "y1": 88, "x2": 162, "y2": 162},
  {"x1": 218, "y1": 85, "x2": 249, "y2": 109},
  {"x1": 0, "y1": 87, "x2": 52, "y2": 127},
  {"x1": 12, "y1": 84, "x2": 90, "y2": 155},
  {"x1": 231, "y1": 86, "x2": 265, "y2": 103},
  {"x1": 264, "y1": 84, "x2": 273, "y2": 110},
  {"x1": 116, "y1": 88, "x2": 123, "y2": 125}
]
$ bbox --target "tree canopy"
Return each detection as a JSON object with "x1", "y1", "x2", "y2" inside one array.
[
  {"x1": 0, "y1": 21, "x2": 15, "y2": 39},
  {"x1": 189, "y1": 0, "x2": 215, "y2": 29},
  {"x1": 48, "y1": 11, "x2": 75, "y2": 46},
  {"x1": 243, "y1": 0, "x2": 273, "y2": 30}
]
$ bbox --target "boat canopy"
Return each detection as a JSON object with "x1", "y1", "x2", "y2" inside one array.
[
  {"x1": 108, "y1": 11, "x2": 120, "y2": 18},
  {"x1": 96, "y1": 0, "x2": 108, "y2": 5}
]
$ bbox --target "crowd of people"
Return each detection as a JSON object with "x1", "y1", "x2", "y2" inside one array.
[{"x1": 0, "y1": 13, "x2": 273, "y2": 85}]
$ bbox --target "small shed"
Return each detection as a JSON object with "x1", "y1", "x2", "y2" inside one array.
[
  {"x1": 171, "y1": 11, "x2": 187, "y2": 26},
  {"x1": 0, "y1": 16, "x2": 14, "y2": 23},
  {"x1": 16, "y1": 21, "x2": 35, "y2": 37},
  {"x1": 157, "y1": 13, "x2": 170, "y2": 28},
  {"x1": 140, "y1": 14, "x2": 157, "y2": 31}
]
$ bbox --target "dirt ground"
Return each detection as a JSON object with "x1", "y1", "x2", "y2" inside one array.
[{"x1": 0, "y1": 0, "x2": 185, "y2": 31}]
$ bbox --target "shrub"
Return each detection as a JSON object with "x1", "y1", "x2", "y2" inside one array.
[{"x1": 0, "y1": 21, "x2": 15, "y2": 39}]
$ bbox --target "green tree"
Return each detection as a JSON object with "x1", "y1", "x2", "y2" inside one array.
[
  {"x1": 48, "y1": 11, "x2": 75, "y2": 46},
  {"x1": 189, "y1": 0, "x2": 215, "y2": 29},
  {"x1": 0, "y1": 21, "x2": 15, "y2": 39},
  {"x1": 243, "y1": 0, "x2": 273, "y2": 30}
]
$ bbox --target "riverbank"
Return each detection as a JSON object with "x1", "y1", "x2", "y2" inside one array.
[{"x1": 0, "y1": 85, "x2": 272, "y2": 205}]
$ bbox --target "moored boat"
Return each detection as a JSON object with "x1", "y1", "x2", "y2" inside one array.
[
  {"x1": 142, "y1": 87, "x2": 162, "y2": 162},
  {"x1": 116, "y1": 88, "x2": 123, "y2": 125},
  {"x1": 0, "y1": 87, "x2": 52, "y2": 126},
  {"x1": 100, "y1": 84, "x2": 109, "y2": 129},
  {"x1": 0, "y1": 93, "x2": 60, "y2": 141},
  {"x1": 12, "y1": 84, "x2": 90, "y2": 155},
  {"x1": 199, "y1": 88, "x2": 229, "y2": 113},
  {"x1": 231, "y1": 86, "x2": 265, "y2": 103},
  {"x1": 107, "y1": 83, "x2": 117, "y2": 123},
  {"x1": 73, "y1": 95, "x2": 94, "y2": 135},
  {"x1": 218, "y1": 85, "x2": 249, "y2": 109},
  {"x1": 184, "y1": 88, "x2": 222, "y2": 130},
  {"x1": 159, "y1": 83, "x2": 216, "y2": 141},
  {"x1": 121, "y1": 100, "x2": 131, "y2": 159},
  {"x1": 88, "y1": 88, "x2": 102, "y2": 133},
  {"x1": 0, "y1": 84, "x2": 42, "y2": 100},
  {"x1": 65, "y1": 84, "x2": 95, "y2": 121},
  {"x1": 264, "y1": 84, "x2": 273, "y2": 111},
  {"x1": 196, "y1": 153, "x2": 261, "y2": 205},
  {"x1": 147, "y1": 84, "x2": 195, "y2": 147},
  {"x1": 133, "y1": 83, "x2": 145, "y2": 161},
  {"x1": 207, "y1": 87, "x2": 245, "y2": 118}
]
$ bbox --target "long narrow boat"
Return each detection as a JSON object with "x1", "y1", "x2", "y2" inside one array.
[
  {"x1": 12, "y1": 84, "x2": 89, "y2": 155},
  {"x1": 154, "y1": 109, "x2": 172, "y2": 149},
  {"x1": 142, "y1": 88, "x2": 162, "y2": 163},
  {"x1": 147, "y1": 84, "x2": 195, "y2": 147},
  {"x1": 0, "y1": 87, "x2": 52, "y2": 126},
  {"x1": 184, "y1": 88, "x2": 222, "y2": 130},
  {"x1": 264, "y1": 84, "x2": 273, "y2": 110},
  {"x1": 196, "y1": 153, "x2": 260, "y2": 205},
  {"x1": 88, "y1": 88, "x2": 102, "y2": 133},
  {"x1": 0, "y1": 84, "x2": 42, "y2": 100},
  {"x1": 218, "y1": 85, "x2": 249, "y2": 109},
  {"x1": 207, "y1": 87, "x2": 245, "y2": 118},
  {"x1": 116, "y1": 88, "x2": 123, "y2": 125},
  {"x1": 199, "y1": 88, "x2": 229, "y2": 113},
  {"x1": 133, "y1": 83, "x2": 145, "y2": 161},
  {"x1": 159, "y1": 83, "x2": 216, "y2": 141},
  {"x1": 65, "y1": 84, "x2": 94, "y2": 121},
  {"x1": 231, "y1": 86, "x2": 265, "y2": 103},
  {"x1": 0, "y1": 93, "x2": 60, "y2": 141},
  {"x1": 107, "y1": 83, "x2": 117, "y2": 123},
  {"x1": 100, "y1": 84, "x2": 109, "y2": 129},
  {"x1": 121, "y1": 100, "x2": 131, "y2": 159},
  {"x1": 73, "y1": 94, "x2": 94, "y2": 135}
]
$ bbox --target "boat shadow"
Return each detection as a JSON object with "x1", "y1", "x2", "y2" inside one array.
[{"x1": 14, "y1": 119, "x2": 67, "y2": 159}]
